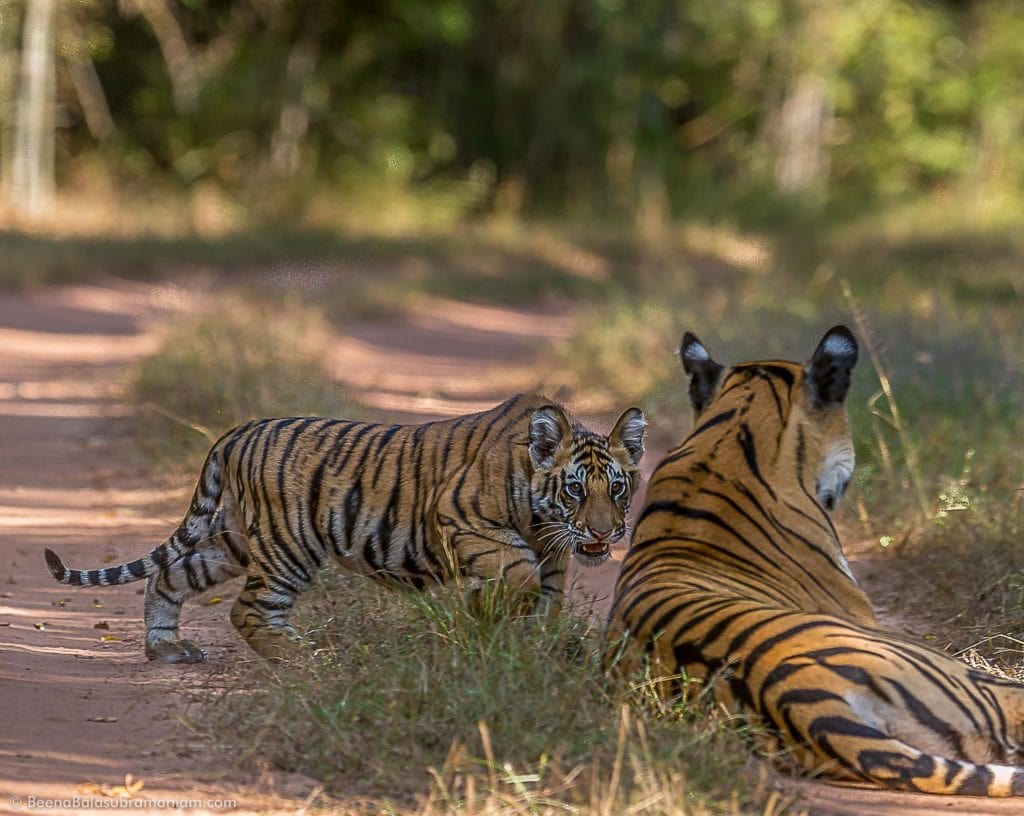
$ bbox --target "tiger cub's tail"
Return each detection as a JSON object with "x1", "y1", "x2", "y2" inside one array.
[
  {"x1": 43, "y1": 544, "x2": 169, "y2": 588},
  {"x1": 44, "y1": 440, "x2": 228, "y2": 589}
]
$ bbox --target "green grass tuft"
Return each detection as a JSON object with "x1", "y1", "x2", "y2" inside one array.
[{"x1": 193, "y1": 573, "x2": 777, "y2": 814}]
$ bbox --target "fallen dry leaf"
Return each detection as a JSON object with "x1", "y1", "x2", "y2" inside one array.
[
  {"x1": 33, "y1": 622, "x2": 46, "y2": 630},
  {"x1": 99, "y1": 634, "x2": 120, "y2": 642},
  {"x1": 92, "y1": 599, "x2": 103, "y2": 608},
  {"x1": 107, "y1": 774, "x2": 145, "y2": 798},
  {"x1": 203, "y1": 596, "x2": 223, "y2": 606},
  {"x1": 77, "y1": 774, "x2": 144, "y2": 798},
  {"x1": 94, "y1": 621, "x2": 110, "y2": 630}
]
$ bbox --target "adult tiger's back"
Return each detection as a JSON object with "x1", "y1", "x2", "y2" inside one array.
[
  {"x1": 607, "y1": 327, "x2": 1024, "y2": 796},
  {"x1": 46, "y1": 394, "x2": 646, "y2": 662}
]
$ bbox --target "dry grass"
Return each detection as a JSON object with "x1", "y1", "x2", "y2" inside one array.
[
  {"x1": 190, "y1": 573, "x2": 783, "y2": 815},
  {"x1": 130, "y1": 293, "x2": 358, "y2": 471},
  {"x1": 864, "y1": 505, "x2": 1024, "y2": 679},
  {"x1": 0, "y1": 221, "x2": 631, "y2": 317}
]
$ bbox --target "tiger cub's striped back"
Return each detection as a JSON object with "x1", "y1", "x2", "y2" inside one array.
[
  {"x1": 46, "y1": 394, "x2": 646, "y2": 663},
  {"x1": 607, "y1": 327, "x2": 1024, "y2": 797}
]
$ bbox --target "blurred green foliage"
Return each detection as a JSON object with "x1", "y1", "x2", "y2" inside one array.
[{"x1": 5, "y1": 0, "x2": 1024, "y2": 226}]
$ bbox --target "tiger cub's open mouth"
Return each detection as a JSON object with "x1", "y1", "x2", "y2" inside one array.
[{"x1": 574, "y1": 540, "x2": 612, "y2": 565}]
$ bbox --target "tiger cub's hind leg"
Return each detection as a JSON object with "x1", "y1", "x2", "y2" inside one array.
[
  {"x1": 144, "y1": 501, "x2": 248, "y2": 663},
  {"x1": 229, "y1": 569, "x2": 307, "y2": 662}
]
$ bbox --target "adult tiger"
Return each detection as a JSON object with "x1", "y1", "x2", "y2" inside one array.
[
  {"x1": 46, "y1": 394, "x2": 646, "y2": 663},
  {"x1": 606, "y1": 326, "x2": 1024, "y2": 796}
]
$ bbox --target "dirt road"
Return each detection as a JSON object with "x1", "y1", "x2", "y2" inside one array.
[
  {"x1": 0, "y1": 283, "x2": 204, "y2": 811},
  {"x1": 0, "y1": 279, "x2": 1020, "y2": 815}
]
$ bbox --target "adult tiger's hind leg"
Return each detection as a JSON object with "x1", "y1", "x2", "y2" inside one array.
[
  {"x1": 144, "y1": 496, "x2": 249, "y2": 663},
  {"x1": 968, "y1": 674, "x2": 1024, "y2": 765},
  {"x1": 771, "y1": 674, "x2": 1024, "y2": 796}
]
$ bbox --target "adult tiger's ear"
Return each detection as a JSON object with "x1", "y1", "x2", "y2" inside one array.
[
  {"x1": 679, "y1": 331, "x2": 723, "y2": 413},
  {"x1": 529, "y1": 405, "x2": 572, "y2": 469},
  {"x1": 806, "y1": 325, "x2": 858, "y2": 407},
  {"x1": 609, "y1": 407, "x2": 646, "y2": 466}
]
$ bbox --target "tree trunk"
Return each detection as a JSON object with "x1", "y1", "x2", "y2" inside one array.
[
  {"x1": 122, "y1": 0, "x2": 199, "y2": 114},
  {"x1": 63, "y1": 11, "x2": 115, "y2": 141},
  {"x1": 268, "y1": 34, "x2": 318, "y2": 179},
  {"x1": 0, "y1": 0, "x2": 23, "y2": 199},
  {"x1": 760, "y1": 1, "x2": 841, "y2": 198},
  {"x1": 11, "y1": 0, "x2": 56, "y2": 216},
  {"x1": 774, "y1": 71, "x2": 831, "y2": 194},
  {"x1": 267, "y1": 6, "x2": 326, "y2": 181}
]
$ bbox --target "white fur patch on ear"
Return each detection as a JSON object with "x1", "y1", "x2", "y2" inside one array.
[
  {"x1": 679, "y1": 331, "x2": 724, "y2": 413},
  {"x1": 807, "y1": 326, "x2": 858, "y2": 407},
  {"x1": 680, "y1": 333, "x2": 713, "y2": 370},
  {"x1": 683, "y1": 341, "x2": 709, "y2": 362},
  {"x1": 823, "y1": 332, "x2": 857, "y2": 359}
]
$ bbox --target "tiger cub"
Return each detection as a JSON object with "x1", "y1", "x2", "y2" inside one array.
[
  {"x1": 607, "y1": 327, "x2": 1024, "y2": 796},
  {"x1": 46, "y1": 394, "x2": 646, "y2": 663}
]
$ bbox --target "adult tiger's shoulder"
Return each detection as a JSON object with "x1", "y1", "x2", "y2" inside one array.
[
  {"x1": 46, "y1": 393, "x2": 646, "y2": 662},
  {"x1": 607, "y1": 327, "x2": 1024, "y2": 797}
]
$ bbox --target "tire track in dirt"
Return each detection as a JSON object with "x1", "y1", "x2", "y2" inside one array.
[{"x1": 0, "y1": 278, "x2": 1020, "y2": 815}]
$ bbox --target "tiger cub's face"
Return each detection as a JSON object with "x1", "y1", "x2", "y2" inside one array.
[{"x1": 528, "y1": 405, "x2": 646, "y2": 565}]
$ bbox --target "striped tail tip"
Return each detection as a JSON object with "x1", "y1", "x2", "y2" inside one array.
[{"x1": 44, "y1": 548, "x2": 68, "y2": 582}]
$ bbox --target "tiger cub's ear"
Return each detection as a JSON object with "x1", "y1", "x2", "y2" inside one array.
[
  {"x1": 806, "y1": 325, "x2": 858, "y2": 407},
  {"x1": 609, "y1": 407, "x2": 646, "y2": 466},
  {"x1": 679, "y1": 331, "x2": 724, "y2": 414},
  {"x1": 529, "y1": 405, "x2": 572, "y2": 469}
]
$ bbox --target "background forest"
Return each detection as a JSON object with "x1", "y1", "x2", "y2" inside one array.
[{"x1": 2, "y1": 0, "x2": 1023, "y2": 231}]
